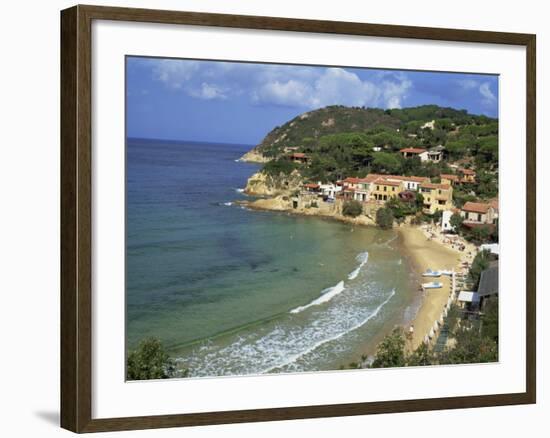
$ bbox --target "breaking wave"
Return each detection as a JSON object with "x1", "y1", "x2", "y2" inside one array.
[
  {"x1": 290, "y1": 281, "x2": 346, "y2": 314},
  {"x1": 263, "y1": 288, "x2": 396, "y2": 373},
  {"x1": 348, "y1": 252, "x2": 369, "y2": 280}
]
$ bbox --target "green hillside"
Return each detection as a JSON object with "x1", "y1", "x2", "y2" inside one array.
[
  {"x1": 247, "y1": 105, "x2": 497, "y2": 189},
  {"x1": 252, "y1": 104, "x2": 496, "y2": 160}
]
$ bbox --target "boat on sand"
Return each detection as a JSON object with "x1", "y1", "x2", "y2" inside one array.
[{"x1": 422, "y1": 281, "x2": 443, "y2": 289}]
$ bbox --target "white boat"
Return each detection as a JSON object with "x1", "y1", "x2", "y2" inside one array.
[
  {"x1": 422, "y1": 282, "x2": 443, "y2": 289},
  {"x1": 422, "y1": 269, "x2": 441, "y2": 277},
  {"x1": 440, "y1": 270, "x2": 454, "y2": 276}
]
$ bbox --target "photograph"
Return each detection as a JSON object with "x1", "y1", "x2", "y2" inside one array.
[{"x1": 125, "y1": 57, "x2": 500, "y2": 380}]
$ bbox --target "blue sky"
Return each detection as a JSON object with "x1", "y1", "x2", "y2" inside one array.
[{"x1": 126, "y1": 57, "x2": 498, "y2": 145}]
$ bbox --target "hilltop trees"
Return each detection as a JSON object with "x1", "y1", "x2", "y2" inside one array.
[
  {"x1": 249, "y1": 105, "x2": 498, "y2": 212},
  {"x1": 371, "y1": 152, "x2": 403, "y2": 174}
]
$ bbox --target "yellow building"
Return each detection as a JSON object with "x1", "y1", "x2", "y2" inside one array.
[
  {"x1": 440, "y1": 174, "x2": 460, "y2": 186},
  {"x1": 458, "y1": 168, "x2": 476, "y2": 183},
  {"x1": 371, "y1": 178, "x2": 404, "y2": 202},
  {"x1": 419, "y1": 182, "x2": 453, "y2": 214}
]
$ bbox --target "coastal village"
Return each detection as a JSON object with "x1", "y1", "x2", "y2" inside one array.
[{"x1": 240, "y1": 106, "x2": 499, "y2": 366}]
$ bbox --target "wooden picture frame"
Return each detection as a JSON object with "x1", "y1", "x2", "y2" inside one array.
[{"x1": 60, "y1": 4, "x2": 536, "y2": 433}]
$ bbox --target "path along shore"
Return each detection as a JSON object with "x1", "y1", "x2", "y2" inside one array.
[{"x1": 398, "y1": 225, "x2": 477, "y2": 351}]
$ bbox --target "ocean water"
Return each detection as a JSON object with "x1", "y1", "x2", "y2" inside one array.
[{"x1": 127, "y1": 139, "x2": 418, "y2": 377}]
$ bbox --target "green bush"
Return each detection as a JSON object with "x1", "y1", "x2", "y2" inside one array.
[
  {"x1": 262, "y1": 158, "x2": 297, "y2": 176},
  {"x1": 376, "y1": 207, "x2": 394, "y2": 229},
  {"x1": 450, "y1": 212, "x2": 464, "y2": 232},
  {"x1": 342, "y1": 200, "x2": 363, "y2": 217},
  {"x1": 370, "y1": 328, "x2": 407, "y2": 368},
  {"x1": 468, "y1": 249, "x2": 491, "y2": 289},
  {"x1": 127, "y1": 337, "x2": 174, "y2": 380}
]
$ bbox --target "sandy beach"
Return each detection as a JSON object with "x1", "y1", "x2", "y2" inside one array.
[{"x1": 398, "y1": 225, "x2": 464, "y2": 350}]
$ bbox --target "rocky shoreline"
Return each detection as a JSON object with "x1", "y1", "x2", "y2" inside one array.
[
  {"x1": 237, "y1": 196, "x2": 377, "y2": 227},
  {"x1": 240, "y1": 169, "x2": 378, "y2": 227},
  {"x1": 238, "y1": 149, "x2": 271, "y2": 163}
]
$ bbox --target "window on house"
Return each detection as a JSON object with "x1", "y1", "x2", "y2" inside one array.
[{"x1": 477, "y1": 213, "x2": 482, "y2": 222}]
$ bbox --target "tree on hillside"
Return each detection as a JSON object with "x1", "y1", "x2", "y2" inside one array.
[
  {"x1": 468, "y1": 249, "x2": 491, "y2": 289},
  {"x1": 481, "y1": 297, "x2": 499, "y2": 343},
  {"x1": 438, "y1": 327, "x2": 498, "y2": 364},
  {"x1": 450, "y1": 212, "x2": 464, "y2": 232},
  {"x1": 371, "y1": 152, "x2": 403, "y2": 174},
  {"x1": 127, "y1": 337, "x2": 175, "y2": 380},
  {"x1": 407, "y1": 342, "x2": 434, "y2": 366},
  {"x1": 370, "y1": 328, "x2": 407, "y2": 368},
  {"x1": 468, "y1": 225, "x2": 492, "y2": 244},
  {"x1": 475, "y1": 136, "x2": 498, "y2": 169}
]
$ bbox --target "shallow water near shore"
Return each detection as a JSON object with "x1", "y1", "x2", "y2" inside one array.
[{"x1": 127, "y1": 139, "x2": 419, "y2": 377}]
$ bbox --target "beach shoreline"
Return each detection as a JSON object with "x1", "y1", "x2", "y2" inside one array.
[
  {"x1": 398, "y1": 225, "x2": 472, "y2": 350},
  {"x1": 238, "y1": 195, "x2": 476, "y2": 360}
]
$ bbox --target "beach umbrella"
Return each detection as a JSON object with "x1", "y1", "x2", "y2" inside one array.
[
  {"x1": 433, "y1": 321, "x2": 439, "y2": 332},
  {"x1": 429, "y1": 328, "x2": 435, "y2": 339}
]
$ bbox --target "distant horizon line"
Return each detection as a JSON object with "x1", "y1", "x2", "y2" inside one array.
[{"x1": 127, "y1": 136, "x2": 257, "y2": 147}]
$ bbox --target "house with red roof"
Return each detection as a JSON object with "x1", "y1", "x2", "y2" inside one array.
[
  {"x1": 400, "y1": 147, "x2": 428, "y2": 161},
  {"x1": 461, "y1": 201, "x2": 496, "y2": 225},
  {"x1": 289, "y1": 152, "x2": 310, "y2": 164}
]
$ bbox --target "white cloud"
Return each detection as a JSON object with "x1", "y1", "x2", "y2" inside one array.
[
  {"x1": 457, "y1": 79, "x2": 478, "y2": 90},
  {"x1": 189, "y1": 82, "x2": 228, "y2": 100},
  {"x1": 381, "y1": 75, "x2": 412, "y2": 108},
  {"x1": 152, "y1": 59, "x2": 199, "y2": 88},
  {"x1": 148, "y1": 59, "x2": 412, "y2": 109},
  {"x1": 252, "y1": 79, "x2": 314, "y2": 107},
  {"x1": 479, "y1": 82, "x2": 496, "y2": 106},
  {"x1": 252, "y1": 67, "x2": 411, "y2": 109}
]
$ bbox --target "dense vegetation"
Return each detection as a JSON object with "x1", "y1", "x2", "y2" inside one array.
[
  {"x1": 127, "y1": 338, "x2": 185, "y2": 380},
  {"x1": 362, "y1": 297, "x2": 498, "y2": 369},
  {"x1": 255, "y1": 105, "x2": 498, "y2": 182}
]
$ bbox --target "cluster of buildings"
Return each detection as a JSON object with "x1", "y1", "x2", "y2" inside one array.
[
  {"x1": 286, "y1": 146, "x2": 497, "y2": 230},
  {"x1": 303, "y1": 173, "x2": 456, "y2": 215},
  {"x1": 301, "y1": 168, "x2": 501, "y2": 232}
]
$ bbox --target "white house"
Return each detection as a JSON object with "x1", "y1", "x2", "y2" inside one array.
[{"x1": 320, "y1": 183, "x2": 342, "y2": 198}]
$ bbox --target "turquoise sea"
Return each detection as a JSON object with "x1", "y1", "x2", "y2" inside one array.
[{"x1": 127, "y1": 139, "x2": 420, "y2": 377}]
